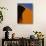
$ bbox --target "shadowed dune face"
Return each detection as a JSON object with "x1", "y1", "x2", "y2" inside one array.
[
  {"x1": 18, "y1": 5, "x2": 25, "y2": 23},
  {"x1": 18, "y1": 4, "x2": 33, "y2": 24}
]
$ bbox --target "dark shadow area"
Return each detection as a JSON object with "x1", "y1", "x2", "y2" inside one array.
[{"x1": 17, "y1": 5, "x2": 25, "y2": 23}]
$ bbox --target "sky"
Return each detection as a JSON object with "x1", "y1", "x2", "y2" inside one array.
[{"x1": 22, "y1": 3, "x2": 33, "y2": 10}]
